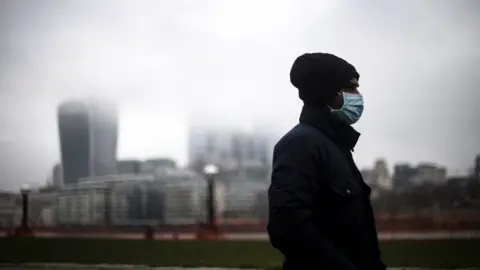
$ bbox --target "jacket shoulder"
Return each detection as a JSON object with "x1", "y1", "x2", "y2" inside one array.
[{"x1": 274, "y1": 123, "x2": 328, "y2": 157}]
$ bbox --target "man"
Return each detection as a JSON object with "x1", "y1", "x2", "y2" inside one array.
[{"x1": 267, "y1": 53, "x2": 385, "y2": 270}]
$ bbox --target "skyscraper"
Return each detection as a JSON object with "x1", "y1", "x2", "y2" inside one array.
[
  {"x1": 58, "y1": 99, "x2": 118, "y2": 185},
  {"x1": 188, "y1": 126, "x2": 273, "y2": 181}
]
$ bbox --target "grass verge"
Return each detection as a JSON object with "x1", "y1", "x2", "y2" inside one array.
[{"x1": 0, "y1": 238, "x2": 479, "y2": 269}]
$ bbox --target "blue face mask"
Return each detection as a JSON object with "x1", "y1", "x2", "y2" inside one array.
[{"x1": 330, "y1": 92, "x2": 364, "y2": 125}]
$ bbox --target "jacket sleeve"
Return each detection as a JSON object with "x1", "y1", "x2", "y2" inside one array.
[{"x1": 267, "y1": 136, "x2": 357, "y2": 270}]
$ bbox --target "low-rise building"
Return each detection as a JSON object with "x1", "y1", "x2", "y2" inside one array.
[
  {"x1": 222, "y1": 181, "x2": 267, "y2": 218},
  {"x1": 0, "y1": 192, "x2": 18, "y2": 228},
  {"x1": 110, "y1": 179, "x2": 165, "y2": 226},
  {"x1": 56, "y1": 185, "x2": 109, "y2": 225},
  {"x1": 56, "y1": 173, "x2": 155, "y2": 226},
  {"x1": 164, "y1": 180, "x2": 203, "y2": 225},
  {"x1": 54, "y1": 169, "x2": 208, "y2": 226},
  {"x1": 393, "y1": 163, "x2": 416, "y2": 188},
  {"x1": 411, "y1": 163, "x2": 447, "y2": 185},
  {"x1": 29, "y1": 190, "x2": 58, "y2": 226}
]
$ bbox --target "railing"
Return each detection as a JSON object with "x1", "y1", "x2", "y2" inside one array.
[{"x1": 2, "y1": 215, "x2": 480, "y2": 234}]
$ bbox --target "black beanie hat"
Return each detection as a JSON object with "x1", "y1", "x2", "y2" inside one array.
[{"x1": 290, "y1": 53, "x2": 359, "y2": 106}]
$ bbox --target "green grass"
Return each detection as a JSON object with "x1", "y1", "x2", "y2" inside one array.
[{"x1": 0, "y1": 238, "x2": 479, "y2": 269}]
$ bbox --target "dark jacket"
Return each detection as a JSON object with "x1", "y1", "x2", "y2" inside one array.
[{"x1": 267, "y1": 105, "x2": 385, "y2": 270}]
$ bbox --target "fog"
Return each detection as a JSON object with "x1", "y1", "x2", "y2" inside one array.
[{"x1": 0, "y1": 0, "x2": 479, "y2": 191}]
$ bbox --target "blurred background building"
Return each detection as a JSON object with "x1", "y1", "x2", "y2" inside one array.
[
  {"x1": 411, "y1": 163, "x2": 447, "y2": 186},
  {"x1": 188, "y1": 125, "x2": 273, "y2": 183},
  {"x1": 0, "y1": 192, "x2": 18, "y2": 228},
  {"x1": 474, "y1": 154, "x2": 480, "y2": 182},
  {"x1": 57, "y1": 99, "x2": 118, "y2": 186},
  {"x1": 0, "y1": 97, "x2": 478, "y2": 233},
  {"x1": 1, "y1": 152, "x2": 479, "y2": 232}
]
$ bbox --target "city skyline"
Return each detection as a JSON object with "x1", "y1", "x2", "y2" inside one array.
[{"x1": 0, "y1": 0, "x2": 479, "y2": 191}]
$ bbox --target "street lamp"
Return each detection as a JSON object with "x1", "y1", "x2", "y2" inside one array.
[
  {"x1": 203, "y1": 164, "x2": 219, "y2": 177},
  {"x1": 20, "y1": 184, "x2": 32, "y2": 235},
  {"x1": 203, "y1": 164, "x2": 219, "y2": 233}
]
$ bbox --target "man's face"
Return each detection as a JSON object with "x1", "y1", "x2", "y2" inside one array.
[{"x1": 329, "y1": 77, "x2": 360, "y2": 110}]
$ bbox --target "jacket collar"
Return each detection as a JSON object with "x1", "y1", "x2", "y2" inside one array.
[{"x1": 299, "y1": 104, "x2": 360, "y2": 151}]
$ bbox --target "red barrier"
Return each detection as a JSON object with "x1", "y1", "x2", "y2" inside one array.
[{"x1": 2, "y1": 215, "x2": 479, "y2": 237}]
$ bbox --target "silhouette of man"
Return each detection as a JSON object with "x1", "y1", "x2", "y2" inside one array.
[{"x1": 268, "y1": 53, "x2": 385, "y2": 270}]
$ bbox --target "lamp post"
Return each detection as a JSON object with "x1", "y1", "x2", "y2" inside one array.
[
  {"x1": 203, "y1": 164, "x2": 219, "y2": 234},
  {"x1": 19, "y1": 184, "x2": 32, "y2": 235}
]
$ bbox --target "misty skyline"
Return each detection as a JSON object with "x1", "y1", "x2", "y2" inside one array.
[{"x1": 0, "y1": 0, "x2": 479, "y2": 191}]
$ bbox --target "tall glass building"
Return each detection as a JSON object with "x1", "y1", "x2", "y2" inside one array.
[{"x1": 58, "y1": 99, "x2": 118, "y2": 185}]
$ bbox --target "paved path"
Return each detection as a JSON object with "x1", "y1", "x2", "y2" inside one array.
[
  {"x1": 0, "y1": 264, "x2": 478, "y2": 270},
  {"x1": 0, "y1": 264, "x2": 256, "y2": 270}
]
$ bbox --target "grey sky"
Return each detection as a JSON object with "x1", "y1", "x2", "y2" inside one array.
[{"x1": 0, "y1": 0, "x2": 479, "y2": 191}]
